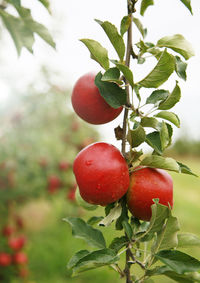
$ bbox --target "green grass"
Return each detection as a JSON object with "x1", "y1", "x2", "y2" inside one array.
[{"x1": 13, "y1": 158, "x2": 200, "y2": 283}]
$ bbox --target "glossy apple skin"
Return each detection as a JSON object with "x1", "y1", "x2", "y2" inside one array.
[
  {"x1": 71, "y1": 73, "x2": 123, "y2": 125},
  {"x1": 73, "y1": 142, "x2": 130, "y2": 206},
  {"x1": 127, "y1": 167, "x2": 173, "y2": 221}
]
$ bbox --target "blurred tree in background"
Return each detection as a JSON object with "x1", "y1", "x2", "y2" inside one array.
[{"x1": 0, "y1": 69, "x2": 98, "y2": 282}]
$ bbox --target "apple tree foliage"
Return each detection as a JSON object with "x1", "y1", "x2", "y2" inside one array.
[
  {"x1": 0, "y1": 74, "x2": 98, "y2": 207},
  {"x1": 0, "y1": 74, "x2": 98, "y2": 282},
  {"x1": 0, "y1": 0, "x2": 55, "y2": 55},
  {"x1": 65, "y1": 1, "x2": 200, "y2": 283}
]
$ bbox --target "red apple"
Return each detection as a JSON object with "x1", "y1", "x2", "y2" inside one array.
[
  {"x1": 58, "y1": 161, "x2": 70, "y2": 171},
  {"x1": 67, "y1": 184, "x2": 77, "y2": 202},
  {"x1": 2, "y1": 225, "x2": 14, "y2": 237},
  {"x1": 8, "y1": 236, "x2": 26, "y2": 251},
  {"x1": 15, "y1": 216, "x2": 24, "y2": 230},
  {"x1": 13, "y1": 252, "x2": 28, "y2": 265},
  {"x1": 71, "y1": 73, "x2": 123, "y2": 124},
  {"x1": 47, "y1": 175, "x2": 61, "y2": 193},
  {"x1": 73, "y1": 142, "x2": 129, "y2": 206},
  {"x1": 0, "y1": 253, "x2": 12, "y2": 266},
  {"x1": 127, "y1": 167, "x2": 173, "y2": 221}
]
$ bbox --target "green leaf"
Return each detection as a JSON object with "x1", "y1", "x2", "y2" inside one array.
[
  {"x1": 155, "y1": 111, "x2": 180, "y2": 128},
  {"x1": 16, "y1": 7, "x2": 55, "y2": 48},
  {"x1": 0, "y1": 9, "x2": 34, "y2": 55},
  {"x1": 95, "y1": 72, "x2": 127, "y2": 108},
  {"x1": 75, "y1": 189, "x2": 98, "y2": 211},
  {"x1": 115, "y1": 198, "x2": 129, "y2": 230},
  {"x1": 87, "y1": 216, "x2": 104, "y2": 226},
  {"x1": 145, "y1": 132, "x2": 163, "y2": 155},
  {"x1": 138, "y1": 55, "x2": 146, "y2": 64},
  {"x1": 140, "y1": 155, "x2": 180, "y2": 172},
  {"x1": 122, "y1": 221, "x2": 133, "y2": 240},
  {"x1": 80, "y1": 39, "x2": 109, "y2": 70},
  {"x1": 157, "y1": 34, "x2": 195, "y2": 60},
  {"x1": 95, "y1": 19, "x2": 125, "y2": 61},
  {"x1": 105, "y1": 203, "x2": 115, "y2": 216},
  {"x1": 177, "y1": 162, "x2": 198, "y2": 177},
  {"x1": 129, "y1": 150, "x2": 144, "y2": 165},
  {"x1": 179, "y1": 0, "x2": 193, "y2": 14},
  {"x1": 133, "y1": 17, "x2": 147, "y2": 38},
  {"x1": 127, "y1": 124, "x2": 146, "y2": 148},
  {"x1": 99, "y1": 203, "x2": 122, "y2": 227},
  {"x1": 109, "y1": 236, "x2": 128, "y2": 252},
  {"x1": 115, "y1": 63, "x2": 134, "y2": 88},
  {"x1": 146, "y1": 90, "x2": 169, "y2": 105},
  {"x1": 8, "y1": 0, "x2": 21, "y2": 8},
  {"x1": 155, "y1": 250, "x2": 200, "y2": 274},
  {"x1": 148, "y1": 47, "x2": 163, "y2": 60},
  {"x1": 140, "y1": 0, "x2": 154, "y2": 16},
  {"x1": 72, "y1": 248, "x2": 119, "y2": 275},
  {"x1": 166, "y1": 123, "x2": 173, "y2": 144},
  {"x1": 101, "y1": 68, "x2": 122, "y2": 84},
  {"x1": 149, "y1": 203, "x2": 170, "y2": 234},
  {"x1": 163, "y1": 271, "x2": 197, "y2": 283},
  {"x1": 120, "y1": 15, "x2": 131, "y2": 36},
  {"x1": 64, "y1": 217, "x2": 106, "y2": 249},
  {"x1": 137, "y1": 202, "x2": 170, "y2": 241},
  {"x1": 144, "y1": 279, "x2": 155, "y2": 283},
  {"x1": 141, "y1": 117, "x2": 160, "y2": 130},
  {"x1": 37, "y1": 0, "x2": 51, "y2": 12},
  {"x1": 159, "y1": 82, "x2": 181, "y2": 110},
  {"x1": 133, "y1": 85, "x2": 141, "y2": 101},
  {"x1": 138, "y1": 49, "x2": 175, "y2": 88},
  {"x1": 160, "y1": 121, "x2": 170, "y2": 150},
  {"x1": 178, "y1": 233, "x2": 200, "y2": 248},
  {"x1": 68, "y1": 250, "x2": 90, "y2": 269},
  {"x1": 136, "y1": 39, "x2": 149, "y2": 55},
  {"x1": 175, "y1": 56, "x2": 187, "y2": 81},
  {"x1": 153, "y1": 216, "x2": 180, "y2": 252},
  {"x1": 147, "y1": 266, "x2": 196, "y2": 283}
]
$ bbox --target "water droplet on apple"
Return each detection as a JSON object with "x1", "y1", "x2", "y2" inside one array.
[
  {"x1": 85, "y1": 160, "x2": 92, "y2": 166},
  {"x1": 96, "y1": 184, "x2": 101, "y2": 190},
  {"x1": 112, "y1": 193, "x2": 115, "y2": 199}
]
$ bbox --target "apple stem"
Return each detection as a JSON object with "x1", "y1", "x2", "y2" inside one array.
[
  {"x1": 122, "y1": 2, "x2": 139, "y2": 282},
  {"x1": 121, "y1": 0, "x2": 137, "y2": 158},
  {"x1": 124, "y1": 246, "x2": 133, "y2": 283}
]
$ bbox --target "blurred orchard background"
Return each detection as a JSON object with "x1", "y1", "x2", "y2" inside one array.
[{"x1": 0, "y1": 0, "x2": 200, "y2": 282}]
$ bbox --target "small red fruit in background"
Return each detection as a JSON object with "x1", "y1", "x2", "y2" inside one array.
[
  {"x1": 127, "y1": 167, "x2": 173, "y2": 221},
  {"x1": 47, "y1": 175, "x2": 61, "y2": 193},
  {"x1": 19, "y1": 267, "x2": 29, "y2": 278},
  {"x1": 71, "y1": 120, "x2": 80, "y2": 131},
  {"x1": 73, "y1": 142, "x2": 129, "y2": 206},
  {"x1": 15, "y1": 216, "x2": 24, "y2": 230},
  {"x1": 0, "y1": 253, "x2": 12, "y2": 266},
  {"x1": 8, "y1": 236, "x2": 26, "y2": 251},
  {"x1": 71, "y1": 73, "x2": 123, "y2": 124},
  {"x1": 2, "y1": 225, "x2": 14, "y2": 237},
  {"x1": 13, "y1": 252, "x2": 28, "y2": 265},
  {"x1": 58, "y1": 161, "x2": 70, "y2": 171},
  {"x1": 67, "y1": 184, "x2": 77, "y2": 202}
]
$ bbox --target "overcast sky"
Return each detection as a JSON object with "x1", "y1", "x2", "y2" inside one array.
[{"x1": 0, "y1": 0, "x2": 200, "y2": 146}]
